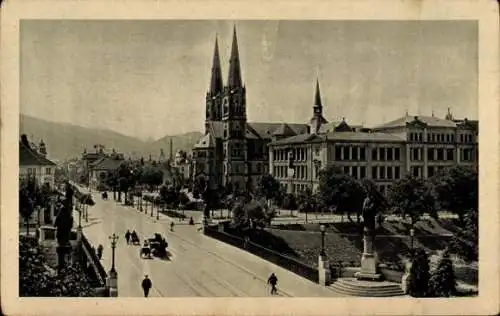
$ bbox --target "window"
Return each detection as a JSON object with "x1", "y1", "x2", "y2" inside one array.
[
  {"x1": 380, "y1": 166, "x2": 386, "y2": 179},
  {"x1": 352, "y1": 147, "x2": 358, "y2": 161},
  {"x1": 360, "y1": 147, "x2": 366, "y2": 161},
  {"x1": 437, "y1": 148, "x2": 444, "y2": 161},
  {"x1": 343, "y1": 166, "x2": 349, "y2": 175},
  {"x1": 412, "y1": 166, "x2": 419, "y2": 177},
  {"x1": 345, "y1": 147, "x2": 351, "y2": 160},
  {"x1": 372, "y1": 148, "x2": 378, "y2": 161},
  {"x1": 256, "y1": 164, "x2": 261, "y2": 173},
  {"x1": 387, "y1": 148, "x2": 393, "y2": 161},
  {"x1": 395, "y1": 148, "x2": 400, "y2": 161},
  {"x1": 387, "y1": 167, "x2": 393, "y2": 180},
  {"x1": 447, "y1": 149, "x2": 454, "y2": 161},
  {"x1": 428, "y1": 148, "x2": 434, "y2": 161},
  {"x1": 372, "y1": 166, "x2": 377, "y2": 179},
  {"x1": 451, "y1": 134, "x2": 455, "y2": 142},
  {"x1": 468, "y1": 134, "x2": 473, "y2": 143},
  {"x1": 45, "y1": 168, "x2": 51, "y2": 175},
  {"x1": 428, "y1": 166, "x2": 434, "y2": 177},
  {"x1": 352, "y1": 166, "x2": 358, "y2": 179},
  {"x1": 360, "y1": 166, "x2": 366, "y2": 179},
  {"x1": 335, "y1": 146, "x2": 342, "y2": 160},
  {"x1": 379, "y1": 148, "x2": 386, "y2": 161},
  {"x1": 395, "y1": 166, "x2": 400, "y2": 179}
]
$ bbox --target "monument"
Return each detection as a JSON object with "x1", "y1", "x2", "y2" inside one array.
[
  {"x1": 355, "y1": 188, "x2": 383, "y2": 281},
  {"x1": 54, "y1": 182, "x2": 74, "y2": 272}
]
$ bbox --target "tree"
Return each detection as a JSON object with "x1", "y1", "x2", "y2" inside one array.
[
  {"x1": 140, "y1": 165, "x2": 164, "y2": 192},
  {"x1": 231, "y1": 197, "x2": 275, "y2": 231},
  {"x1": 297, "y1": 187, "x2": 317, "y2": 223},
  {"x1": 257, "y1": 174, "x2": 281, "y2": 206},
  {"x1": 19, "y1": 177, "x2": 37, "y2": 235},
  {"x1": 317, "y1": 165, "x2": 365, "y2": 223},
  {"x1": 104, "y1": 170, "x2": 119, "y2": 200},
  {"x1": 428, "y1": 250, "x2": 457, "y2": 297},
  {"x1": 408, "y1": 248, "x2": 430, "y2": 297},
  {"x1": 432, "y1": 166, "x2": 478, "y2": 225},
  {"x1": 387, "y1": 176, "x2": 437, "y2": 228}
]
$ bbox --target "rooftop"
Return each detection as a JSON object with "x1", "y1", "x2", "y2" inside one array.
[{"x1": 19, "y1": 141, "x2": 56, "y2": 166}]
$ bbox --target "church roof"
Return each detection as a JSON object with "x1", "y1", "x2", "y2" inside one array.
[
  {"x1": 19, "y1": 141, "x2": 56, "y2": 166},
  {"x1": 248, "y1": 122, "x2": 308, "y2": 139},
  {"x1": 203, "y1": 121, "x2": 309, "y2": 141},
  {"x1": 271, "y1": 123, "x2": 297, "y2": 137}
]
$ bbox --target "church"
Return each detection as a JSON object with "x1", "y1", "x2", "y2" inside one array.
[{"x1": 192, "y1": 27, "x2": 478, "y2": 195}]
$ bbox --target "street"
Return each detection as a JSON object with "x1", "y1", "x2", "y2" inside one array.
[{"x1": 76, "y1": 187, "x2": 341, "y2": 297}]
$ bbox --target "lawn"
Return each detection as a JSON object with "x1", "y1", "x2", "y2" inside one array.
[{"x1": 268, "y1": 218, "x2": 477, "y2": 271}]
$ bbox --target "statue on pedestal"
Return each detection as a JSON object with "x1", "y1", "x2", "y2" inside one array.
[
  {"x1": 54, "y1": 182, "x2": 74, "y2": 271},
  {"x1": 355, "y1": 186, "x2": 384, "y2": 281}
]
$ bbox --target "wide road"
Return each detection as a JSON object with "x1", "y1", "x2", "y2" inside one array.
[{"x1": 76, "y1": 188, "x2": 341, "y2": 297}]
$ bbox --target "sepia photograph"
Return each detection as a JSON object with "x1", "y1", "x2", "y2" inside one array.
[{"x1": 2, "y1": 1, "x2": 499, "y2": 315}]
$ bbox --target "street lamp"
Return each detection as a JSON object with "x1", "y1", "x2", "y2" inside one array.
[
  {"x1": 320, "y1": 224, "x2": 326, "y2": 257},
  {"x1": 108, "y1": 233, "x2": 118, "y2": 273},
  {"x1": 410, "y1": 228, "x2": 415, "y2": 255}
]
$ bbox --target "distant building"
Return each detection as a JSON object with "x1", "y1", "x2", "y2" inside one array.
[
  {"x1": 269, "y1": 107, "x2": 478, "y2": 195},
  {"x1": 19, "y1": 135, "x2": 56, "y2": 187},
  {"x1": 88, "y1": 155, "x2": 124, "y2": 190},
  {"x1": 173, "y1": 149, "x2": 193, "y2": 183}
]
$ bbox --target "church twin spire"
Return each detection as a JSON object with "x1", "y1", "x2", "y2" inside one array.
[{"x1": 208, "y1": 25, "x2": 243, "y2": 95}]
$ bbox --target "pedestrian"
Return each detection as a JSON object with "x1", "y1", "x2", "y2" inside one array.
[
  {"x1": 142, "y1": 275, "x2": 152, "y2": 297},
  {"x1": 170, "y1": 221, "x2": 175, "y2": 232},
  {"x1": 125, "y1": 229, "x2": 131, "y2": 244},
  {"x1": 267, "y1": 273, "x2": 278, "y2": 295},
  {"x1": 189, "y1": 217, "x2": 194, "y2": 225},
  {"x1": 97, "y1": 244, "x2": 103, "y2": 260}
]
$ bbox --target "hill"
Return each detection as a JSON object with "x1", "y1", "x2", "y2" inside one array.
[
  {"x1": 19, "y1": 114, "x2": 203, "y2": 161},
  {"x1": 142, "y1": 132, "x2": 203, "y2": 159}
]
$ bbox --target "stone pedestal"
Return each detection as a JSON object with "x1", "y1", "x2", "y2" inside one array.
[
  {"x1": 318, "y1": 255, "x2": 331, "y2": 286},
  {"x1": 355, "y1": 229, "x2": 383, "y2": 281},
  {"x1": 107, "y1": 269, "x2": 118, "y2": 297}
]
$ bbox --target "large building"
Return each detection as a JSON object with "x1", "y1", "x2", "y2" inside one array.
[
  {"x1": 19, "y1": 134, "x2": 57, "y2": 187},
  {"x1": 193, "y1": 28, "x2": 478, "y2": 195},
  {"x1": 192, "y1": 27, "x2": 308, "y2": 192}
]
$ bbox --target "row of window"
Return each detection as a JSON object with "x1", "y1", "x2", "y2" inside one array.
[
  {"x1": 273, "y1": 148, "x2": 309, "y2": 162},
  {"x1": 371, "y1": 166, "x2": 401, "y2": 180},
  {"x1": 410, "y1": 132, "x2": 475, "y2": 143},
  {"x1": 26, "y1": 167, "x2": 52, "y2": 175},
  {"x1": 409, "y1": 148, "x2": 474, "y2": 162}
]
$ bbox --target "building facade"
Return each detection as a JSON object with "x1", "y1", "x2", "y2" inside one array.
[
  {"x1": 19, "y1": 135, "x2": 57, "y2": 187},
  {"x1": 269, "y1": 107, "x2": 478, "y2": 195},
  {"x1": 193, "y1": 28, "x2": 478, "y2": 195}
]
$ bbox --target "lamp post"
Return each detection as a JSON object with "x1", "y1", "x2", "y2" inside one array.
[
  {"x1": 108, "y1": 233, "x2": 118, "y2": 273},
  {"x1": 151, "y1": 199, "x2": 154, "y2": 217},
  {"x1": 320, "y1": 224, "x2": 326, "y2": 257},
  {"x1": 410, "y1": 227, "x2": 415, "y2": 255},
  {"x1": 156, "y1": 202, "x2": 160, "y2": 220},
  {"x1": 107, "y1": 233, "x2": 119, "y2": 297}
]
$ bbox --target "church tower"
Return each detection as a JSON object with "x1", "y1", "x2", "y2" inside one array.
[
  {"x1": 205, "y1": 36, "x2": 224, "y2": 134},
  {"x1": 221, "y1": 26, "x2": 247, "y2": 192},
  {"x1": 309, "y1": 79, "x2": 328, "y2": 134}
]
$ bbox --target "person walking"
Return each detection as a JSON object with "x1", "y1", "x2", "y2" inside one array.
[
  {"x1": 125, "y1": 230, "x2": 131, "y2": 245},
  {"x1": 170, "y1": 221, "x2": 175, "y2": 232},
  {"x1": 142, "y1": 275, "x2": 152, "y2": 297},
  {"x1": 267, "y1": 273, "x2": 278, "y2": 295},
  {"x1": 97, "y1": 244, "x2": 103, "y2": 260}
]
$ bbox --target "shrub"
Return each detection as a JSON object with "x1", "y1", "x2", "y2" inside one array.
[
  {"x1": 408, "y1": 248, "x2": 430, "y2": 297},
  {"x1": 428, "y1": 251, "x2": 457, "y2": 297},
  {"x1": 19, "y1": 236, "x2": 94, "y2": 297}
]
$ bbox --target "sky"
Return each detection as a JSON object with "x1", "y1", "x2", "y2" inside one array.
[{"x1": 21, "y1": 20, "x2": 478, "y2": 141}]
